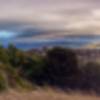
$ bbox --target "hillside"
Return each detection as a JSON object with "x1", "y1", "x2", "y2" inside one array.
[
  {"x1": 82, "y1": 42, "x2": 100, "y2": 49},
  {"x1": 0, "y1": 45, "x2": 100, "y2": 95}
]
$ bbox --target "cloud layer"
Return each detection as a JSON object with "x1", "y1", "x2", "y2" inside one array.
[{"x1": 0, "y1": 0, "x2": 100, "y2": 48}]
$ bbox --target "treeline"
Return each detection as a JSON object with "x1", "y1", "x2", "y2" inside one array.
[{"x1": 0, "y1": 44, "x2": 100, "y2": 93}]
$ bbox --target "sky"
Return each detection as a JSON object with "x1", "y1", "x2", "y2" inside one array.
[{"x1": 0, "y1": 0, "x2": 100, "y2": 49}]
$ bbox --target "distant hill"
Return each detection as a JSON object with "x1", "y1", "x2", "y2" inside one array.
[{"x1": 82, "y1": 42, "x2": 100, "y2": 49}]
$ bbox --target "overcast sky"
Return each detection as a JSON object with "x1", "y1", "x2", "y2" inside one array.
[{"x1": 0, "y1": 0, "x2": 100, "y2": 48}]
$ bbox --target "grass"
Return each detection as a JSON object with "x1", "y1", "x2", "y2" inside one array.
[{"x1": 0, "y1": 88, "x2": 99, "y2": 100}]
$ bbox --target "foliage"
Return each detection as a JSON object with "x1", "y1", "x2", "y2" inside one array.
[
  {"x1": 19, "y1": 54, "x2": 46, "y2": 85},
  {"x1": 1, "y1": 44, "x2": 100, "y2": 93},
  {"x1": 0, "y1": 72, "x2": 7, "y2": 91},
  {"x1": 44, "y1": 47, "x2": 79, "y2": 88},
  {"x1": 0, "y1": 45, "x2": 9, "y2": 64},
  {"x1": 79, "y1": 62, "x2": 100, "y2": 93}
]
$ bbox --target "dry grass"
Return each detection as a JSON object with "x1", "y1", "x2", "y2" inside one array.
[{"x1": 0, "y1": 88, "x2": 99, "y2": 100}]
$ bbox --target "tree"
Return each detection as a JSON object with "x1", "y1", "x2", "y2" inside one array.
[
  {"x1": 44, "y1": 47, "x2": 79, "y2": 88},
  {"x1": 0, "y1": 45, "x2": 9, "y2": 64},
  {"x1": 20, "y1": 53, "x2": 46, "y2": 85},
  {"x1": 8, "y1": 44, "x2": 21, "y2": 67},
  {"x1": 80, "y1": 62, "x2": 100, "y2": 93}
]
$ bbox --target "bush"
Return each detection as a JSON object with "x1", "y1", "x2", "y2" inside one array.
[
  {"x1": 44, "y1": 47, "x2": 79, "y2": 88},
  {"x1": 0, "y1": 72, "x2": 7, "y2": 91},
  {"x1": 79, "y1": 62, "x2": 100, "y2": 93},
  {"x1": 19, "y1": 54, "x2": 46, "y2": 85}
]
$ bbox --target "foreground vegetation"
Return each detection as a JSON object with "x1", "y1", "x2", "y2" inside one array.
[{"x1": 0, "y1": 44, "x2": 100, "y2": 94}]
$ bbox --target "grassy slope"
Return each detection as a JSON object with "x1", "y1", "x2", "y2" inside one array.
[{"x1": 0, "y1": 89, "x2": 99, "y2": 100}]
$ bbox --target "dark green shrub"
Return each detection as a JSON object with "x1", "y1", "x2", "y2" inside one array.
[
  {"x1": 19, "y1": 54, "x2": 46, "y2": 85},
  {"x1": 0, "y1": 46, "x2": 9, "y2": 64},
  {"x1": 44, "y1": 47, "x2": 79, "y2": 88},
  {"x1": 80, "y1": 62, "x2": 100, "y2": 93},
  {"x1": 0, "y1": 72, "x2": 7, "y2": 91}
]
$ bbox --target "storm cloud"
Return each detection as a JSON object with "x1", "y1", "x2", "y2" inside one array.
[{"x1": 0, "y1": 0, "x2": 100, "y2": 48}]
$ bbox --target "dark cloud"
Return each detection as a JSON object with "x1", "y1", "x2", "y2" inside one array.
[
  {"x1": 0, "y1": 21, "x2": 46, "y2": 38},
  {"x1": 16, "y1": 28, "x2": 46, "y2": 38},
  {"x1": 0, "y1": 0, "x2": 100, "y2": 49}
]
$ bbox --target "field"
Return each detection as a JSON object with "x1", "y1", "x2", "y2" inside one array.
[{"x1": 0, "y1": 88, "x2": 100, "y2": 100}]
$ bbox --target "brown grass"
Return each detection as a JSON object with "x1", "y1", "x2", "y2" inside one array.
[{"x1": 0, "y1": 88, "x2": 99, "y2": 100}]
